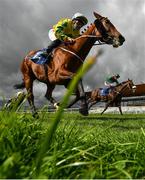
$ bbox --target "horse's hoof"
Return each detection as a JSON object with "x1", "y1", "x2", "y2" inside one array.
[
  {"x1": 79, "y1": 105, "x2": 89, "y2": 116},
  {"x1": 79, "y1": 109, "x2": 88, "y2": 116},
  {"x1": 32, "y1": 112, "x2": 39, "y2": 119}
]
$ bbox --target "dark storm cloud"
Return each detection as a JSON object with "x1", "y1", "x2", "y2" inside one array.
[
  {"x1": 84, "y1": 0, "x2": 145, "y2": 90},
  {"x1": 0, "y1": 0, "x2": 145, "y2": 100}
]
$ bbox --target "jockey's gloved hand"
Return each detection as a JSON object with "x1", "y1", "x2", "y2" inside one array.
[{"x1": 67, "y1": 38, "x2": 76, "y2": 44}]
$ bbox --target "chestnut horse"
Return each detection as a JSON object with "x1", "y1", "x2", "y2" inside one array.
[
  {"x1": 14, "y1": 12, "x2": 125, "y2": 117},
  {"x1": 85, "y1": 79, "x2": 136, "y2": 115}
]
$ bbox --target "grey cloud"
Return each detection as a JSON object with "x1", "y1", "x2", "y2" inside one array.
[{"x1": 0, "y1": 0, "x2": 145, "y2": 100}]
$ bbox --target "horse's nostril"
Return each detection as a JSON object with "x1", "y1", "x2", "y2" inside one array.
[{"x1": 119, "y1": 35, "x2": 125, "y2": 43}]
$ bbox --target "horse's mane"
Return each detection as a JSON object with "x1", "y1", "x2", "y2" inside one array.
[
  {"x1": 81, "y1": 23, "x2": 95, "y2": 35},
  {"x1": 116, "y1": 80, "x2": 131, "y2": 87}
]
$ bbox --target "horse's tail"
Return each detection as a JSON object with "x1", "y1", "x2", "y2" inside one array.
[{"x1": 13, "y1": 81, "x2": 25, "y2": 89}]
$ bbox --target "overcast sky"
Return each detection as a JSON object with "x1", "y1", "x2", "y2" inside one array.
[{"x1": 0, "y1": 0, "x2": 145, "y2": 101}]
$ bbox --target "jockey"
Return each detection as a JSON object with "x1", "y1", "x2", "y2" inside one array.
[
  {"x1": 46, "y1": 12, "x2": 88, "y2": 55},
  {"x1": 104, "y1": 74, "x2": 120, "y2": 87}
]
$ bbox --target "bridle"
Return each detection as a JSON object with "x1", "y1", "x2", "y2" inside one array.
[
  {"x1": 75, "y1": 34, "x2": 106, "y2": 46},
  {"x1": 94, "y1": 17, "x2": 115, "y2": 45},
  {"x1": 75, "y1": 17, "x2": 115, "y2": 46},
  {"x1": 115, "y1": 81, "x2": 135, "y2": 95},
  {"x1": 58, "y1": 17, "x2": 114, "y2": 63}
]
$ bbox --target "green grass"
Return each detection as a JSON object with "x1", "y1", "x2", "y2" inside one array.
[
  {"x1": 1, "y1": 55, "x2": 145, "y2": 178},
  {"x1": 0, "y1": 111, "x2": 145, "y2": 179}
]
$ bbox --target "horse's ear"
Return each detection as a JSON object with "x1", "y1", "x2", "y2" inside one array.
[
  {"x1": 93, "y1": 12, "x2": 102, "y2": 19},
  {"x1": 128, "y1": 78, "x2": 132, "y2": 82}
]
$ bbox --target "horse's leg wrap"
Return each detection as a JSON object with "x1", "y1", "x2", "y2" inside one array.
[{"x1": 54, "y1": 102, "x2": 60, "y2": 110}]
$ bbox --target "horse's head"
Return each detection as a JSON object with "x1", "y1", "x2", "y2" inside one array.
[
  {"x1": 119, "y1": 79, "x2": 136, "y2": 94},
  {"x1": 126, "y1": 79, "x2": 136, "y2": 93},
  {"x1": 93, "y1": 12, "x2": 125, "y2": 48}
]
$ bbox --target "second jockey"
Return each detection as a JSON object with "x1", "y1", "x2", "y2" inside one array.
[{"x1": 104, "y1": 74, "x2": 120, "y2": 87}]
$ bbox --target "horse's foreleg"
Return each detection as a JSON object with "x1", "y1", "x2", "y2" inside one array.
[
  {"x1": 66, "y1": 89, "x2": 81, "y2": 108},
  {"x1": 115, "y1": 98, "x2": 123, "y2": 115},
  {"x1": 88, "y1": 101, "x2": 97, "y2": 110},
  {"x1": 118, "y1": 105, "x2": 123, "y2": 115},
  {"x1": 45, "y1": 84, "x2": 58, "y2": 109},
  {"x1": 24, "y1": 77, "x2": 38, "y2": 117},
  {"x1": 118, "y1": 106, "x2": 123, "y2": 115},
  {"x1": 60, "y1": 78, "x2": 88, "y2": 115},
  {"x1": 67, "y1": 96, "x2": 80, "y2": 108},
  {"x1": 77, "y1": 80, "x2": 88, "y2": 116},
  {"x1": 101, "y1": 102, "x2": 110, "y2": 115}
]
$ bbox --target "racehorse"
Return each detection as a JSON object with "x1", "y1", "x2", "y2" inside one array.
[
  {"x1": 14, "y1": 12, "x2": 125, "y2": 117},
  {"x1": 85, "y1": 79, "x2": 136, "y2": 115}
]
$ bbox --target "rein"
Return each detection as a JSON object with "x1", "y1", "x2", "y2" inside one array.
[
  {"x1": 75, "y1": 35, "x2": 106, "y2": 46},
  {"x1": 59, "y1": 47, "x2": 84, "y2": 63},
  {"x1": 58, "y1": 26, "x2": 107, "y2": 63},
  {"x1": 115, "y1": 82, "x2": 131, "y2": 95}
]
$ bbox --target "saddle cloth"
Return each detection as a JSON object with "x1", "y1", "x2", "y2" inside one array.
[
  {"x1": 99, "y1": 87, "x2": 110, "y2": 96},
  {"x1": 31, "y1": 49, "x2": 49, "y2": 65}
]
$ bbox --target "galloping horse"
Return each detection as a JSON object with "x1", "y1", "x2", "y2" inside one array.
[
  {"x1": 85, "y1": 79, "x2": 136, "y2": 115},
  {"x1": 14, "y1": 12, "x2": 125, "y2": 117}
]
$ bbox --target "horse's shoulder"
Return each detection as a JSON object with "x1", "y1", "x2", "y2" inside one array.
[
  {"x1": 57, "y1": 44, "x2": 72, "y2": 50},
  {"x1": 53, "y1": 44, "x2": 74, "y2": 59}
]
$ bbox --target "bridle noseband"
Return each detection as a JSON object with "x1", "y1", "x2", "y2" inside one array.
[
  {"x1": 58, "y1": 18, "x2": 115, "y2": 63},
  {"x1": 117, "y1": 81, "x2": 134, "y2": 95}
]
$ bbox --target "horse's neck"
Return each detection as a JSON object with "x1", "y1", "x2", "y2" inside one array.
[
  {"x1": 116, "y1": 82, "x2": 128, "y2": 94},
  {"x1": 71, "y1": 24, "x2": 98, "y2": 59}
]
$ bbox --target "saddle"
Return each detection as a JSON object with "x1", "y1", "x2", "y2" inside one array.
[
  {"x1": 99, "y1": 87, "x2": 110, "y2": 96},
  {"x1": 31, "y1": 49, "x2": 51, "y2": 65}
]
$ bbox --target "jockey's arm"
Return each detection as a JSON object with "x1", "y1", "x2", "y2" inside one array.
[
  {"x1": 54, "y1": 18, "x2": 76, "y2": 43},
  {"x1": 104, "y1": 81, "x2": 111, "y2": 87},
  {"x1": 115, "y1": 80, "x2": 119, "y2": 85},
  {"x1": 55, "y1": 31, "x2": 73, "y2": 42}
]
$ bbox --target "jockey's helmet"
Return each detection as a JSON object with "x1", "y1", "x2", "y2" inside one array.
[
  {"x1": 115, "y1": 74, "x2": 120, "y2": 78},
  {"x1": 72, "y1": 13, "x2": 88, "y2": 25}
]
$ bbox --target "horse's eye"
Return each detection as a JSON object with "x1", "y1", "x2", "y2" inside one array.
[{"x1": 105, "y1": 20, "x2": 110, "y2": 24}]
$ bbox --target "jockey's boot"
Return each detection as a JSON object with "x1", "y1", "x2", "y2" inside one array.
[
  {"x1": 46, "y1": 39, "x2": 61, "y2": 55},
  {"x1": 31, "y1": 57, "x2": 40, "y2": 61},
  {"x1": 41, "y1": 52, "x2": 48, "y2": 58}
]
